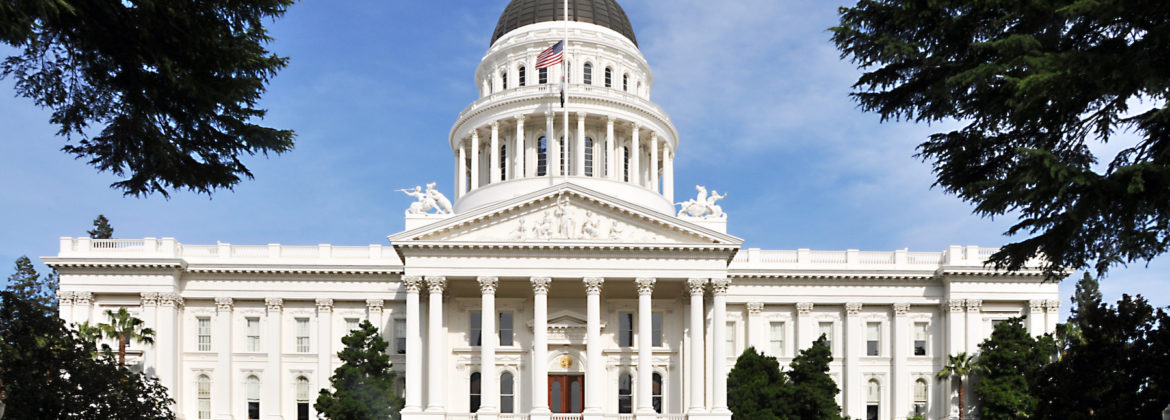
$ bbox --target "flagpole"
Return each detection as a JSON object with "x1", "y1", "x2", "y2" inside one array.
[{"x1": 562, "y1": 0, "x2": 569, "y2": 182}]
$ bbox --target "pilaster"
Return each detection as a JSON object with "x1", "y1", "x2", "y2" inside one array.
[
  {"x1": 264, "y1": 298, "x2": 283, "y2": 420},
  {"x1": 892, "y1": 303, "x2": 910, "y2": 420},
  {"x1": 402, "y1": 276, "x2": 424, "y2": 413},
  {"x1": 635, "y1": 277, "x2": 657, "y2": 418},
  {"x1": 583, "y1": 277, "x2": 605, "y2": 416},
  {"x1": 139, "y1": 292, "x2": 159, "y2": 376},
  {"x1": 316, "y1": 297, "x2": 334, "y2": 401},
  {"x1": 214, "y1": 297, "x2": 234, "y2": 420},
  {"x1": 844, "y1": 302, "x2": 862, "y2": 419},
  {"x1": 425, "y1": 276, "x2": 447, "y2": 413},
  {"x1": 796, "y1": 302, "x2": 814, "y2": 350}
]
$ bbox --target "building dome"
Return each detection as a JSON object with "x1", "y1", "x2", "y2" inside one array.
[{"x1": 491, "y1": 0, "x2": 637, "y2": 47}]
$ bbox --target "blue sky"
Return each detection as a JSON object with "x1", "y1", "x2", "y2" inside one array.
[{"x1": 1, "y1": 0, "x2": 1166, "y2": 318}]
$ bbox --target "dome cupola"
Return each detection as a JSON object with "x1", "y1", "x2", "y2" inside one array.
[{"x1": 492, "y1": 0, "x2": 637, "y2": 47}]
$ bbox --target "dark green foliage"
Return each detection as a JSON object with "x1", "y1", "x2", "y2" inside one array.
[
  {"x1": 937, "y1": 352, "x2": 978, "y2": 420},
  {"x1": 728, "y1": 347, "x2": 793, "y2": 420},
  {"x1": 788, "y1": 335, "x2": 845, "y2": 420},
  {"x1": 1032, "y1": 273, "x2": 1170, "y2": 419},
  {"x1": 974, "y1": 317, "x2": 1048, "y2": 420},
  {"x1": 316, "y1": 320, "x2": 403, "y2": 420},
  {"x1": 87, "y1": 215, "x2": 113, "y2": 239},
  {"x1": 832, "y1": 0, "x2": 1170, "y2": 277},
  {"x1": 0, "y1": 291, "x2": 175, "y2": 420},
  {"x1": 0, "y1": 0, "x2": 296, "y2": 197},
  {"x1": 5, "y1": 256, "x2": 57, "y2": 310}
]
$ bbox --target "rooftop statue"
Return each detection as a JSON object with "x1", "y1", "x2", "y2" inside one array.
[{"x1": 676, "y1": 185, "x2": 727, "y2": 219}]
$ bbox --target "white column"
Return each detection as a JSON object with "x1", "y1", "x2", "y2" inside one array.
[
  {"x1": 664, "y1": 147, "x2": 674, "y2": 202},
  {"x1": 548, "y1": 114, "x2": 560, "y2": 177},
  {"x1": 74, "y1": 291, "x2": 93, "y2": 325},
  {"x1": 139, "y1": 293, "x2": 159, "y2": 377},
  {"x1": 796, "y1": 302, "x2": 814, "y2": 350},
  {"x1": 1045, "y1": 300, "x2": 1060, "y2": 334},
  {"x1": 515, "y1": 115, "x2": 526, "y2": 179},
  {"x1": 426, "y1": 276, "x2": 447, "y2": 413},
  {"x1": 944, "y1": 299, "x2": 965, "y2": 419},
  {"x1": 606, "y1": 118, "x2": 616, "y2": 180},
  {"x1": 687, "y1": 278, "x2": 707, "y2": 413},
  {"x1": 710, "y1": 278, "x2": 730, "y2": 413},
  {"x1": 490, "y1": 122, "x2": 500, "y2": 184},
  {"x1": 583, "y1": 277, "x2": 605, "y2": 414},
  {"x1": 845, "y1": 302, "x2": 862, "y2": 419},
  {"x1": 630, "y1": 124, "x2": 641, "y2": 186},
  {"x1": 156, "y1": 293, "x2": 180, "y2": 401},
  {"x1": 214, "y1": 298, "x2": 234, "y2": 420},
  {"x1": 478, "y1": 276, "x2": 500, "y2": 416},
  {"x1": 576, "y1": 112, "x2": 587, "y2": 176},
  {"x1": 457, "y1": 140, "x2": 467, "y2": 196},
  {"x1": 403, "y1": 277, "x2": 424, "y2": 412},
  {"x1": 964, "y1": 299, "x2": 981, "y2": 354},
  {"x1": 471, "y1": 130, "x2": 481, "y2": 190},
  {"x1": 58, "y1": 291, "x2": 75, "y2": 324},
  {"x1": 316, "y1": 298, "x2": 334, "y2": 398},
  {"x1": 746, "y1": 302, "x2": 763, "y2": 352},
  {"x1": 531, "y1": 277, "x2": 552, "y2": 416},
  {"x1": 649, "y1": 133, "x2": 659, "y2": 193},
  {"x1": 636, "y1": 278, "x2": 657, "y2": 417},
  {"x1": 893, "y1": 303, "x2": 910, "y2": 420},
  {"x1": 1027, "y1": 300, "x2": 1045, "y2": 336},
  {"x1": 265, "y1": 298, "x2": 284, "y2": 420},
  {"x1": 367, "y1": 299, "x2": 385, "y2": 336}
]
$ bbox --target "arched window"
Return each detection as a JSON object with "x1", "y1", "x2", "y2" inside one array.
[
  {"x1": 469, "y1": 372, "x2": 482, "y2": 413},
  {"x1": 585, "y1": 137, "x2": 594, "y2": 176},
  {"x1": 866, "y1": 379, "x2": 881, "y2": 420},
  {"x1": 501, "y1": 71, "x2": 508, "y2": 90},
  {"x1": 584, "y1": 63, "x2": 593, "y2": 85},
  {"x1": 539, "y1": 67, "x2": 548, "y2": 84},
  {"x1": 537, "y1": 136, "x2": 548, "y2": 176},
  {"x1": 652, "y1": 373, "x2": 663, "y2": 413},
  {"x1": 605, "y1": 67, "x2": 613, "y2": 87},
  {"x1": 618, "y1": 373, "x2": 632, "y2": 413},
  {"x1": 197, "y1": 375, "x2": 211, "y2": 419},
  {"x1": 246, "y1": 375, "x2": 261, "y2": 420},
  {"x1": 623, "y1": 74, "x2": 629, "y2": 91},
  {"x1": 519, "y1": 66, "x2": 526, "y2": 86},
  {"x1": 296, "y1": 377, "x2": 311, "y2": 420},
  {"x1": 623, "y1": 146, "x2": 631, "y2": 182},
  {"x1": 914, "y1": 379, "x2": 928, "y2": 416},
  {"x1": 500, "y1": 372, "x2": 514, "y2": 413},
  {"x1": 500, "y1": 144, "x2": 508, "y2": 181},
  {"x1": 488, "y1": 79, "x2": 493, "y2": 94}
]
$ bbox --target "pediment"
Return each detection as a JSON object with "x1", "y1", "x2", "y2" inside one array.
[{"x1": 388, "y1": 184, "x2": 742, "y2": 247}]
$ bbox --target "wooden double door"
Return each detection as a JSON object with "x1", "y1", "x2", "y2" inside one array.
[{"x1": 548, "y1": 375, "x2": 585, "y2": 413}]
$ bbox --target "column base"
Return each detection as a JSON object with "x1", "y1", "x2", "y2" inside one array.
[
  {"x1": 687, "y1": 412, "x2": 732, "y2": 420},
  {"x1": 636, "y1": 412, "x2": 659, "y2": 420},
  {"x1": 582, "y1": 413, "x2": 606, "y2": 420},
  {"x1": 400, "y1": 412, "x2": 445, "y2": 420},
  {"x1": 212, "y1": 415, "x2": 234, "y2": 420},
  {"x1": 529, "y1": 412, "x2": 551, "y2": 420}
]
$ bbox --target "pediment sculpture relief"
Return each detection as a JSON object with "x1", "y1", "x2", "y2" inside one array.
[{"x1": 497, "y1": 195, "x2": 668, "y2": 243}]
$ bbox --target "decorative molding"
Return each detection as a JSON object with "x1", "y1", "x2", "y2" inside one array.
[
  {"x1": 796, "y1": 302, "x2": 814, "y2": 315},
  {"x1": 686, "y1": 278, "x2": 707, "y2": 296},
  {"x1": 945, "y1": 299, "x2": 965, "y2": 313},
  {"x1": 402, "y1": 276, "x2": 423, "y2": 293},
  {"x1": 1029, "y1": 300, "x2": 1045, "y2": 313},
  {"x1": 635, "y1": 277, "x2": 656, "y2": 295},
  {"x1": 58, "y1": 290, "x2": 75, "y2": 306},
  {"x1": 966, "y1": 299, "x2": 983, "y2": 313},
  {"x1": 530, "y1": 277, "x2": 552, "y2": 295},
  {"x1": 158, "y1": 292, "x2": 181, "y2": 307},
  {"x1": 265, "y1": 297, "x2": 284, "y2": 312},
  {"x1": 140, "y1": 292, "x2": 158, "y2": 307},
  {"x1": 478, "y1": 276, "x2": 499, "y2": 294},
  {"x1": 893, "y1": 303, "x2": 910, "y2": 316},
  {"x1": 583, "y1": 277, "x2": 605, "y2": 295},
  {"x1": 845, "y1": 302, "x2": 863, "y2": 316},
  {"x1": 316, "y1": 298, "x2": 334, "y2": 313},
  {"x1": 746, "y1": 302, "x2": 764, "y2": 315},
  {"x1": 709, "y1": 278, "x2": 730, "y2": 295},
  {"x1": 74, "y1": 291, "x2": 93, "y2": 306},
  {"x1": 366, "y1": 299, "x2": 384, "y2": 312},
  {"x1": 1045, "y1": 299, "x2": 1060, "y2": 313},
  {"x1": 215, "y1": 297, "x2": 234, "y2": 311},
  {"x1": 425, "y1": 276, "x2": 447, "y2": 294}
]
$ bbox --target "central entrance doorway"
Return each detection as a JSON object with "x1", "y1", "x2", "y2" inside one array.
[{"x1": 548, "y1": 375, "x2": 584, "y2": 413}]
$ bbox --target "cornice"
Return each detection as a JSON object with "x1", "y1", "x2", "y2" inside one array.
[
  {"x1": 185, "y1": 264, "x2": 402, "y2": 275},
  {"x1": 43, "y1": 257, "x2": 186, "y2": 270}
]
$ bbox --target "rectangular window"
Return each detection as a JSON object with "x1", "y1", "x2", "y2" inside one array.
[
  {"x1": 819, "y1": 322, "x2": 833, "y2": 352},
  {"x1": 914, "y1": 322, "x2": 928, "y2": 356},
  {"x1": 499, "y1": 312, "x2": 514, "y2": 346},
  {"x1": 519, "y1": 66, "x2": 526, "y2": 86},
  {"x1": 395, "y1": 319, "x2": 407, "y2": 354},
  {"x1": 867, "y1": 322, "x2": 881, "y2": 356},
  {"x1": 539, "y1": 68, "x2": 548, "y2": 84},
  {"x1": 246, "y1": 318, "x2": 261, "y2": 352},
  {"x1": 197, "y1": 317, "x2": 211, "y2": 352},
  {"x1": 769, "y1": 322, "x2": 785, "y2": 356},
  {"x1": 470, "y1": 312, "x2": 482, "y2": 347},
  {"x1": 346, "y1": 318, "x2": 359, "y2": 333},
  {"x1": 651, "y1": 312, "x2": 663, "y2": 347},
  {"x1": 726, "y1": 322, "x2": 736, "y2": 356},
  {"x1": 296, "y1": 318, "x2": 310, "y2": 353},
  {"x1": 866, "y1": 405, "x2": 878, "y2": 420},
  {"x1": 619, "y1": 313, "x2": 634, "y2": 347}
]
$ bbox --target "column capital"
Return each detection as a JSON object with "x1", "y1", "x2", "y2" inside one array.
[
  {"x1": 514, "y1": 114, "x2": 526, "y2": 122},
  {"x1": 650, "y1": 131, "x2": 659, "y2": 141},
  {"x1": 366, "y1": 299, "x2": 384, "y2": 312},
  {"x1": 402, "y1": 275, "x2": 424, "y2": 293},
  {"x1": 583, "y1": 277, "x2": 605, "y2": 295},
  {"x1": 686, "y1": 278, "x2": 708, "y2": 296},
  {"x1": 893, "y1": 303, "x2": 911, "y2": 316},
  {"x1": 531, "y1": 277, "x2": 552, "y2": 295},
  {"x1": 1045, "y1": 299, "x2": 1060, "y2": 313},
  {"x1": 944, "y1": 299, "x2": 965, "y2": 313},
  {"x1": 316, "y1": 298, "x2": 334, "y2": 313},
  {"x1": 158, "y1": 292, "x2": 181, "y2": 308},
  {"x1": 746, "y1": 302, "x2": 764, "y2": 314},
  {"x1": 58, "y1": 290, "x2": 75, "y2": 306},
  {"x1": 265, "y1": 297, "x2": 284, "y2": 312},
  {"x1": 635, "y1": 277, "x2": 656, "y2": 296},
  {"x1": 607, "y1": 116, "x2": 616, "y2": 124},
  {"x1": 709, "y1": 278, "x2": 731, "y2": 295},
  {"x1": 576, "y1": 111, "x2": 588, "y2": 119},
  {"x1": 425, "y1": 276, "x2": 447, "y2": 294},
  {"x1": 140, "y1": 292, "x2": 159, "y2": 307},
  {"x1": 73, "y1": 291, "x2": 94, "y2": 305},
  {"x1": 1029, "y1": 299, "x2": 1045, "y2": 313},
  {"x1": 966, "y1": 299, "x2": 983, "y2": 312},
  {"x1": 796, "y1": 302, "x2": 814, "y2": 315},
  {"x1": 491, "y1": 120, "x2": 500, "y2": 129},
  {"x1": 215, "y1": 297, "x2": 234, "y2": 312},
  {"x1": 478, "y1": 276, "x2": 499, "y2": 294},
  {"x1": 845, "y1": 302, "x2": 862, "y2": 316}
]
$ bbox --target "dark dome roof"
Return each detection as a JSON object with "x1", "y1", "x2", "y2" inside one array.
[{"x1": 492, "y1": 0, "x2": 637, "y2": 47}]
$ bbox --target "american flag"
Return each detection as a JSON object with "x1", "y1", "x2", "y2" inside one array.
[{"x1": 535, "y1": 41, "x2": 564, "y2": 69}]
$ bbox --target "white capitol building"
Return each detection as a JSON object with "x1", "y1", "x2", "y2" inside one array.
[{"x1": 46, "y1": 1, "x2": 1060, "y2": 420}]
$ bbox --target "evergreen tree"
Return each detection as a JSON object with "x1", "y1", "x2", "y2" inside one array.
[
  {"x1": 4, "y1": 256, "x2": 57, "y2": 310},
  {"x1": 316, "y1": 320, "x2": 402, "y2": 420},
  {"x1": 974, "y1": 317, "x2": 1047, "y2": 420},
  {"x1": 727, "y1": 347, "x2": 793, "y2": 420},
  {"x1": 787, "y1": 335, "x2": 844, "y2": 420},
  {"x1": 88, "y1": 215, "x2": 114, "y2": 239},
  {"x1": 937, "y1": 352, "x2": 978, "y2": 420}
]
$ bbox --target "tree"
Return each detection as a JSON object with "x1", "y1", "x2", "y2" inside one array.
[
  {"x1": 937, "y1": 352, "x2": 978, "y2": 420},
  {"x1": 74, "y1": 320, "x2": 103, "y2": 343},
  {"x1": 973, "y1": 317, "x2": 1048, "y2": 420},
  {"x1": 4, "y1": 256, "x2": 57, "y2": 310},
  {"x1": 787, "y1": 335, "x2": 844, "y2": 420},
  {"x1": 727, "y1": 347, "x2": 794, "y2": 420},
  {"x1": 88, "y1": 215, "x2": 113, "y2": 239},
  {"x1": 0, "y1": 0, "x2": 297, "y2": 197},
  {"x1": 0, "y1": 291, "x2": 174, "y2": 420},
  {"x1": 97, "y1": 307, "x2": 154, "y2": 365},
  {"x1": 316, "y1": 320, "x2": 403, "y2": 420},
  {"x1": 831, "y1": 1, "x2": 1170, "y2": 277}
]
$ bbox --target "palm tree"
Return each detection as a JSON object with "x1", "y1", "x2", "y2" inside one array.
[
  {"x1": 937, "y1": 352, "x2": 978, "y2": 420},
  {"x1": 98, "y1": 308, "x2": 155, "y2": 365},
  {"x1": 75, "y1": 320, "x2": 103, "y2": 343}
]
